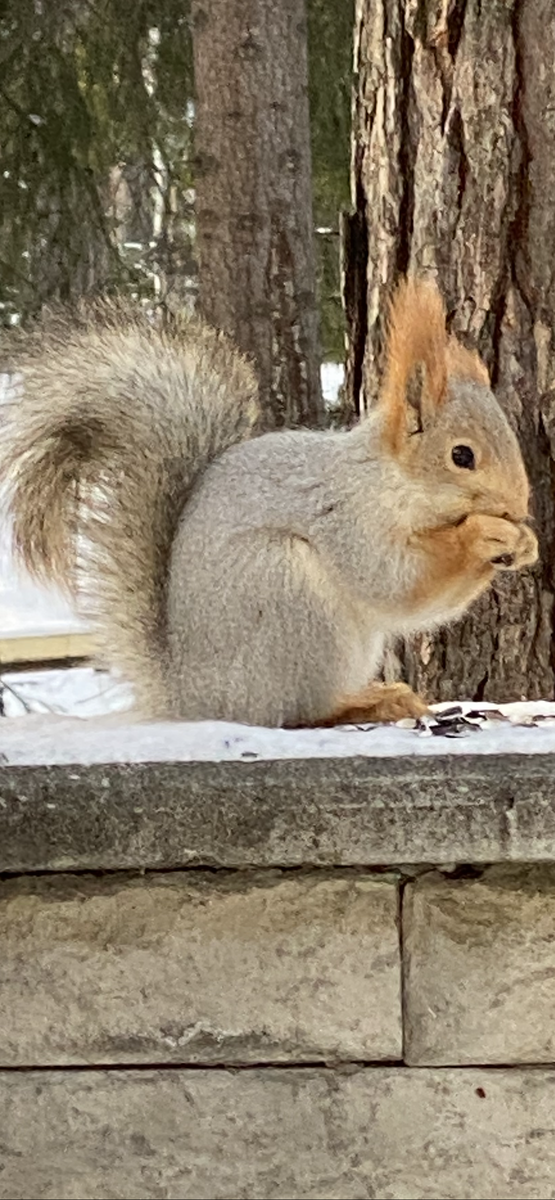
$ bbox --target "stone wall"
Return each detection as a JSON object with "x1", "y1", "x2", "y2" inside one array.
[{"x1": 2, "y1": 721, "x2": 555, "y2": 1198}]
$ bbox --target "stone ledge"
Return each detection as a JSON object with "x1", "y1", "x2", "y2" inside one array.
[
  {"x1": 1, "y1": 1066, "x2": 554, "y2": 1200},
  {"x1": 2, "y1": 718, "x2": 555, "y2": 870}
]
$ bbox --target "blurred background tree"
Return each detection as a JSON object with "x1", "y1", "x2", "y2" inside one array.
[
  {"x1": 343, "y1": 0, "x2": 555, "y2": 703},
  {"x1": 0, "y1": 0, "x2": 353, "y2": 374},
  {"x1": 0, "y1": 0, "x2": 196, "y2": 320},
  {"x1": 307, "y1": 0, "x2": 353, "y2": 364}
]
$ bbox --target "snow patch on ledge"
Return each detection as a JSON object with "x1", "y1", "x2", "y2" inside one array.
[{"x1": 3, "y1": 701, "x2": 555, "y2": 766}]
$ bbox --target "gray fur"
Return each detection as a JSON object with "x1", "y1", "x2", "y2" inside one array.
[{"x1": 0, "y1": 297, "x2": 534, "y2": 726}]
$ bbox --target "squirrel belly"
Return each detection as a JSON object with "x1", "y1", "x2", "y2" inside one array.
[
  {"x1": 0, "y1": 280, "x2": 537, "y2": 727},
  {"x1": 166, "y1": 426, "x2": 397, "y2": 726}
]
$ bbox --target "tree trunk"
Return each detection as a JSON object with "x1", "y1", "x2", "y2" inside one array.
[
  {"x1": 344, "y1": 0, "x2": 555, "y2": 702},
  {"x1": 191, "y1": 0, "x2": 324, "y2": 429}
]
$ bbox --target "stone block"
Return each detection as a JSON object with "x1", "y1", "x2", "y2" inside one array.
[
  {"x1": 404, "y1": 867, "x2": 555, "y2": 1064},
  {"x1": 1, "y1": 1066, "x2": 554, "y2": 1199},
  {"x1": 0, "y1": 871, "x2": 401, "y2": 1065}
]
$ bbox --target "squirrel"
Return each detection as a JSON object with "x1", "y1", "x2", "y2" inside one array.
[{"x1": 0, "y1": 278, "x2": 538, "y2": 728}]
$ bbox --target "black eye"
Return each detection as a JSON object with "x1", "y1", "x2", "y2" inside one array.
[{"x1": 452, "y1": 444, "x2": 475, "y2": 470}]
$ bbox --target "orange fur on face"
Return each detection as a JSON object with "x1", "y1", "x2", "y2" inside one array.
[
  {"x1": 379, "y1": 278, "x2": 490, "y2": 453},
  {"x1": 408, "y1": 520, "x2": 496, "y2": 614},
  {"x1": 409, "y1": 512, "x2": 537, "y2": 615}
]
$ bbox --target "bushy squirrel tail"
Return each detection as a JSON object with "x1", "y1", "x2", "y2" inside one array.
[{"x1": 0, "y1": 301, "x2": 259, "y2": 712}]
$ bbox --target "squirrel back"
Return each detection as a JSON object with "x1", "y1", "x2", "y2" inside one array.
[{"x1": 0, "y1": 302, "x2": 259, "y2": 713}]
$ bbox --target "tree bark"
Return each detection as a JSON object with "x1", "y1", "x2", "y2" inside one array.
[
  {"x1": 191, "y1": 0, "x2": 324, "y2": 429},
  {"x1": 345, "y1": 0, "x2": 555, "y2": 702}
]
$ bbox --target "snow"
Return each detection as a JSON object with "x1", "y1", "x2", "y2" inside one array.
[
  {"x1": 3, "y1": 702, "x2": 555, "y2": 766},
  {"x1": 1, "y1": 667, "x2": 132, "y2": 718},
  {"x1": 321, "y1": 362, "x2": 344, "y2": 406}
]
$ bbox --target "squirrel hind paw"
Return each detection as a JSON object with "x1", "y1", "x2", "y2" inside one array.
[{"x1": 317, "y1": 681, "x2": 430, "y2": 726}]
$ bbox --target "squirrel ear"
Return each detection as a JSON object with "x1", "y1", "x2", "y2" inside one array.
[
  {"x1": 379, "y1": 277, "x2": 448, "y2": 454},
  {"x1": 446, "y1": 335, "x2": 490, "y2": 387},
  {"x1": 405, "y1": 363, "x2": 429, "y2": 435}
]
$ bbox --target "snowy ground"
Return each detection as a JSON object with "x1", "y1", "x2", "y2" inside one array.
[
  {"x1": 4, "y1": 702, "x2": 555, "y2": 766},
  {"x1": 1, "y1": 667, "x2": 133, "y2": 718}
]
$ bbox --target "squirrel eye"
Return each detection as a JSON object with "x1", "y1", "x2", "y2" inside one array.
[{"x1": 452, "y1": 444, "x2": 475, "y2": 470}]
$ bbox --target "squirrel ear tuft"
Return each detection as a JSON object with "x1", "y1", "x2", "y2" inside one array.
[
  {"x1": 446, "y1": 335, "x2": 490, "y2": 387},
  {"x1": 379, "y1": 277, "x2": 448, "y2": 454}
]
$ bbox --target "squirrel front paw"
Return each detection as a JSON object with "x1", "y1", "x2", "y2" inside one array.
[{"x1": 460, "y1": 514, "x2": 538, "y2": 572}]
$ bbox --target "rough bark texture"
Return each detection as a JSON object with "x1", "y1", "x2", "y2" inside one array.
[
  {"x1": 191, "y1": 0, "x2": 324, "y2": 429},
  {"x1": 345, "y1": 0, "x2": 555, "y2": 702}
]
